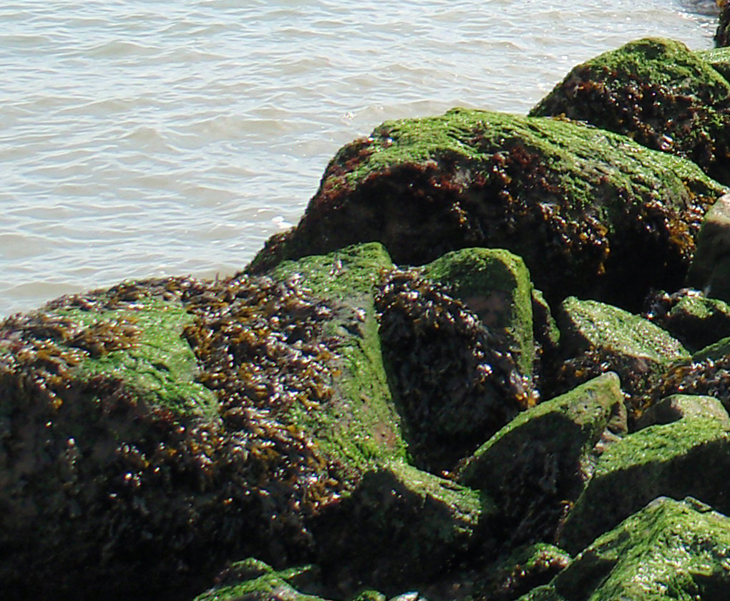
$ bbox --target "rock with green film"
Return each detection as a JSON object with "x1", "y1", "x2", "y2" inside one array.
[
  {"x1": 519, "y1": 497, "x2": 730, "y2": 601},
  {"x1": 0, "y1": 243, "x2": 407, "y2": 601},
  {"x1": 375, "y1": 264, "x2": 535, "y2": 473},
  {"x1": 696, "y1": 46, "x2": 730, "y2": 80},
  {"x1": 688, "y1": 193, "x2": 730, "y2": 302},
  {"x1": 643, "y1": 287, "x2": 730, "y2": 352},
  {"x1": 193, "y1": 559, "x2": 329, "y2": 601},
  {"x1": 557, "y1": 408, "x2": 730, "y2": 554},
  {"x1": 247, "y1": 108, "x2": 725, "y2": 312},
  {"x1": 552, "y1": 296, "x2": 689, "y2": 413},
  {"x1": 635, "y1": 393, "x2": 730, "y2": 430},
  {"x1": 309, "y1": 460, "x2": 493, "y2": 599},
  {"x1": 531, "y1": 37, "x2": 730, "y2": 185},
  {"x1": 459, "y1": 373, "x2": 626, "y2": 550},
  {"x1": 420, "y1": 248, "x2": 536, "y2": 380}
]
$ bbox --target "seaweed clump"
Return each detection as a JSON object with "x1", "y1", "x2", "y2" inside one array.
[
  {"x1": 0, "y1": 275, "x2": 353, "y2": 601},
  {"x1": 375, "y1": 268, "x2": 534, "y2": 473}
]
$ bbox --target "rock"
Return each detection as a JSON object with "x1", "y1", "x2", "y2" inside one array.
[
  {"x1": 717, "y1": 1, "x2": 730, "y2": 47},
  {"x1": 375, "y1": 264, "x2": 534, "y2": 473},
  {"x1": 309, "y1": 460, "x2": 493, "y2": 598},
  {"x1": 635, "y1": 393, "x2": 730, "y2": 430},
  {"x1": 696, "y1": 46, "x2": 730, "y2": 80},
  {"x1": 421, "y1": 248, "x2": 536, "y2": 380},
  {"x1": 519, "y1": 497, "x2": 730, "y2": 600},
  {"x1": 0, "y1": 243, "x2": 406, "y2": 601},
  {"x1": 459, "y1": 373, "x2": 626, "y2": 550},
  {"x1": 247, "y1": 108, "x2": 724, "y2": 312},
  {"x1": 688, "y1": 193, "x2": 730, "y2": 302},
  {"x1": 557, "y1": 408, "x2": 730, "y2": 554},
  {"x1": 193, "y1": 559, "x2": 329, "y2": 601},
  {"x1": 652, "y1": 335, "x2": 730, "y2": 415},
  {"x1": 643, "y1": 287, "x2": 730, "y2": 352},
  {"x1": 531, "y1": 37, "x2": 730, "y2": 185},
  {"x1": 469, "y1": 543, "x2": 571, "y2": 601},
  {"x1": 551, "y1": 296, "x2": 689, "y2": 412}
]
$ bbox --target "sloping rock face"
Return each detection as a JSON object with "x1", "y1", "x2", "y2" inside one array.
[
  {"x1": 520, "y1": 497, "x2": 730, "y2": 601},
  {"x1": 248, "y1": 109, "x2": 724, "y2": 312},
  {"x1": 531, "y1": 38, "x2": 730, "y2": 185},
  {"x1": 0, "y1": 244, "x2": 407, "y2": 601}
]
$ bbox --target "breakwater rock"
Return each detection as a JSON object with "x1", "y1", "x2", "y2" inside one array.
[{"x1": 4, "y1": 30, "x2": 730, "y2": 601}]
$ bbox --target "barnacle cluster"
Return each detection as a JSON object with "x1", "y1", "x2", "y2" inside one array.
[
  {"x1": 650, "y1": 353, "x2": 730, "y2": 413},
  {"x1": 0, "y1": 274, "x2": 351, "y2": 600},
  {"x1": 375, "y1": 268, "x2": 533, "y2": 472}
]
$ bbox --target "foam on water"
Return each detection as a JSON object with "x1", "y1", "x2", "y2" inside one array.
[{"x1": 0, "y1": 0, "x2": 720, "y2": 316}]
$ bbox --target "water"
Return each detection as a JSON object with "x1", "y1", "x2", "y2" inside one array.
[{"x1": 0, "y1": 0, "x2": 720, "y2": 317}]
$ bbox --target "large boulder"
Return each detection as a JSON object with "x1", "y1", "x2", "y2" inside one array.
[
  {"x1": 531, "y1": 38, "x2": 730, "y2": 185},
  {"x1": 459, "y1": 373, "x2": 626, "y2": 550},
  {"x1": 248, "y1": 108, "x2": 725, "y2": 312},
  {"x1": 520, "y1": 497, "x2": 730, "y2": 601},
  {"x1": 0, "y1": 243, "x2": 407, "y2": 601}
]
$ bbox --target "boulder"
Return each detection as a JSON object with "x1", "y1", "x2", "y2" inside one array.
[
  {"x1": 0, "y1": 243, "x2": 406, "y2": 601},
  {"x1": 635, "y1": 393, "x2": 730, "y2": 430},
  {"x1": 688, "y1": 193, "x2": 730, "y2": 302},
  {"x1": 375, "y1": 262, "x2": 534, "y2": 472},
  {"x1": 552, "y1": 297, "x2": 689, "y2": 411},
  {"x1": 459, "y1": 373, "x2": 626, "y2": 549},
  {"x1": 309, "y1": 460, "x2": 493, "y2": 598},
  {"x1": 557, "y1": 408, "x2": 730, "y2": 554},
  {"x1": 247, "y1": 108, "x2": 725, "y2": 312},
  {"x1": 531, "y1": 37, "x2": 730, "y2": 185},
  {"x1": 643, "y1": 287, "x2": 730, "y2": 352},
  {"x1": 519, "y1": 497, "x2": 730, "y2": 601}
]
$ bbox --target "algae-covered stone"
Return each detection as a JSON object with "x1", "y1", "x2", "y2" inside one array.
[
  {"x1": 420, "y1": 247, "x2": 535, "y2": 379},
  {"x1": 523, "y1": 497, "x2": 730, "y2": 601},
  {"x1": 644, "y1": 287, "x2": 730, "y2": 352},
  {"x1": 194, "y1": 559, "x2": 329, "y2": 601},
  {"x1": 459, "y1": 373, "x2": 626, "y2": 548},
  {"x1": 248, "y1": 108, "x2": 724, "y2": 312},
  {"x1": 688, "y1": 193, "x2": 730, "y2": 303},
  {"x1": 635, "y1": 393, "x2": 730, "y2": 430},
  {"x1": 532, "y1": 37, "x2": 730, "y2": 185},
  {"x1": 310, "y1": 460, "x2": 493, "y2": 598},
  {"x1": 375, "y1": 266, "x2": 534, "y2": 472},
  {"x1": 0, "y1": 244, "x2": 407, "y2": 601},
  {"x1": 558, "y1": 410, "x2": 730, "y2": 554},
  {"x1": 697, "y1": 46, "x2": 730, "y2": 80},
  {"x1": 554, "y1": 297, "x2": 689, "y2": 408}
]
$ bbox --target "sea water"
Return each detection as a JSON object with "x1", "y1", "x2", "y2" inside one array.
[{"x1": 0, "y1": 0, "x2": 720, "y2": 316}]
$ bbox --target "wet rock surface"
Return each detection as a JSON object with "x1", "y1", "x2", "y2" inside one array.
[{"x1": 8, "y1": 22, "x2": 730, "y2": 601}]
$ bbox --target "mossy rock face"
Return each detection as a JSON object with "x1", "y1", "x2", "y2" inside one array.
[
  {"x1": 635, "y1": 393, "x2": 730, "y2": 430},
  {"x1": 644, "y1": 287, "x2": 730, "y2": 352},
  {"x1": 310, "y1": 460, "x2": 492, "y2": 599},
  {"x1": 248, "y1": 108, "x2": 724, "y2": 312},
  {"x1": 697, "y1": 46, "x2": 730, "y2": 80},
  {"x1": 652, "y1": 334, "x2": 730, "y2": 416},
  {"x1": 531, "y1": 37, "x2": 730, "y2": 185},
  {"x1": 558, "y1": 410, "x2": 730, "y2": 554},
  {"x1": 420, "y1": 247, "x2": 535, "y2": 379},
  {"x1": 0, "y1": 244, "x2": 406, "y2": 601},
  {"x1": 375, "y1": 265, "x2": 534, "y2": 473},
  {"x1": 193, "y1": 559, "x2": 329, "y2": 601},
  {"x1": 459, "y1": 373, "x2": 626, "y2": 550},
  {"x1": 523, "y1": 497, "x2": 730, "y2": 601},
  {"x1": 552, "y1": 297, "x2": 689, "y2": 413}
]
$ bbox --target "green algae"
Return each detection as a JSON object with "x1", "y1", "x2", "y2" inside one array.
[
  {"x1": 421, "y1": 247, "x2": 535, "y2": 378},
  {"x1": 531, "y1": 38, "x2": 730, "y2": 184},
  {"x1": 271, "y1": 243, "x2": 407, "y2": 471},
  {"x1": 53, "y1": 297, "x2": 218, "y2": 419},
  {"x1": 540, "y1": 497, "x2": 730, "y2": 601},
  {"x1": 560, "y1": 297, "x2": 689, "y2": 364},
  {"x1": 559, "y1": 414, "x2": 730, "y2": 554},
  {"x1": 696, "y1": 46, "x2": 730, "y2": 81}
]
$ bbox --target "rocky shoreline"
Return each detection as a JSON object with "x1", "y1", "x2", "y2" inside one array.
[{"x1": 4, "y1": 7, "x2": 730, "y2": 601}]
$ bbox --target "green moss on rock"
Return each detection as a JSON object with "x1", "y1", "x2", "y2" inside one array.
[
  {"x1": 526, "y1": 497, "x2": 730, "y2": 601},
  {"x1": 459, "y1": 373, "x2": 626, "y2": 549},
  {"x1": 249, "y1": 108, "x2": 724, "y2": 312},
  {"x1": 558, "y1": 412, "x2": 730, "y2": 554},
  {"x1": 532, "y1": 38, "x2": 730, "y2": 185}
]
